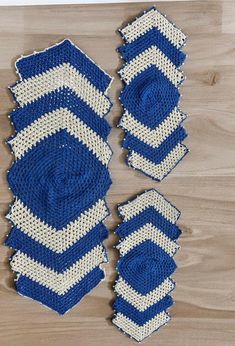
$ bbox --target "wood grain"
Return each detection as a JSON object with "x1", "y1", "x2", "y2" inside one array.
[{"x1": 0, "y1": 1, "x2": 235, "y2": 345}]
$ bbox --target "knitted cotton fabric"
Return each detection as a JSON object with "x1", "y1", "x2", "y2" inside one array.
[
  {"x1": 112, "y1": 189, "x2": 181, "y2": 342},
  {"x1": 118, "y1": 7, "x2": 188, "y2": 181},
  {"x1": 5, "y1": 39, "x2": 113, "y2": 314}
]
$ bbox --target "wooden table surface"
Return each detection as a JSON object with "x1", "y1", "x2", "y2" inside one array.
[{"x1": 0, "y1": 1, "x2": 235, "y2": 345}]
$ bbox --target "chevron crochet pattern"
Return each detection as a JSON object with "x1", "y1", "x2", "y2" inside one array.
[
  {"x1": 5, "y1": 39, "x2": 113, "y2": 314},
  {"x1": 112, "y1": 189, "x2": 181, "y2": 341},
  {"x1": 118, "y1": 7, "x2": 188, "y2": 181}
]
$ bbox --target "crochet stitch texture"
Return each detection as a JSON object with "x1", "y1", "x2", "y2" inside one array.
[
  {"x1": 112, "y1": 189, "x2": 181, "y2": 341},
  {"x1": 118, "y1": 7, "x2": 188, "y2": 181},
  {"x1": 6, "y1": 39, "x2": 113, "y2": 314}
]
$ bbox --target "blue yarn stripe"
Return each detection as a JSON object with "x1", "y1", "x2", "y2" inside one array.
[
  {"x1": 116, "y1": 207, "x2": 181, "y2": 240},
  {"x1": 127, "y1": 145, "x2": 188, "y2": 182},
  {"x1": 15, "y1": 267, "x2": 104, "y2": 315},
  {"x1": 113, "y1": 295, "x2": 173, "y2": 326},
  {"x1": 10, "y1": 88, "x2": 111, "y2": 137},
  {"x1": 122, "y1": 126, "x2": 187, "y2": 164},
  {"x1": 6, "y1": 223, "x2": 108, "y2": 271},
  {"x1": 118, "y1": 27, "x2": 186, "y2": 66},
  {"x1": 15, "y1": 39, "x2": 112, "y2": 93}
]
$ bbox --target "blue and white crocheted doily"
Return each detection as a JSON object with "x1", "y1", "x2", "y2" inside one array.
[
  {"x1": 118, "y1": 7, "x2": 188, "y2": 181},
  {"x1": 6, "y1": 39, "x2": 113, "y2": 314},
  {"x1": 112, "y1": 189, "x2": 181, "y2": 342}
]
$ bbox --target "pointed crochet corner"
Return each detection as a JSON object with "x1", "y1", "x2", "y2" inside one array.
[{"x1": 119, "y1": 7, "x2": 187, "y2": 49}]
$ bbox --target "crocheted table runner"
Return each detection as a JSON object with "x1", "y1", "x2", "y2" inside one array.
[
  {"x1": 118, "y1": 7, "x2": 188, "y2": 181},
  {"x1": 112, "y1": 189, "x2": 181, "y2": 341},
  {"x1": 5, "y1": 39, "x2": 113, "y2": 314}
]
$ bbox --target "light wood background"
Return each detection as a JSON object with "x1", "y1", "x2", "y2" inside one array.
[{"x1": 0, "y1": 1, "x2": 235, "y2": 345}]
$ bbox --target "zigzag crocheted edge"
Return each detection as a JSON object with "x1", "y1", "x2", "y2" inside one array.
[
  {"x1": 117, "y1": 7, "x2": 189, "y2": 181},
  {"x1": 5, "y1": 195, "x2": 111, "y2": 315},
  {"x1": 5, "y1": 196, "x2": 110, "y2": 250},
  {"x1": 11, "y1": 39, "x2": 114, "y2": 93},
  {"x1": 5, "y1": 197, "x2": 111, "y2": 311},
  {"x1": 117, "y1": 188, "x2": 181, "y2": 222},
  {"x1": 117, "y1": 6, "x2": 188, "y2": 68},
  {"x1": 6, "y1": 39, "x2": 114, "y2": 156},
  {"x1": 112, "y1": 311, "x2": 172, "y2": 343},
  {"x1": 112, "y1": 189, "x2": 182, "y2": 341},
  {"x1": 5, "y1": 194, "x2": 110, "y2": 315},
  {"x1": 117, "y1": 110, "x2": 189, "y2": 182},
  {"x1": 117, "y1": 47, "x2": 187, "y2": 89},
  {"x1": 117, "y1": 109, "x2": 189, "y2": 182},
  {"x1": 124, "y1": 143, "x2": 189, "y2": 182},
  {"x1": 5, "y1": 40, "x2": 113, "y2": 314},
  {"x1": 12, "y1": 259, "x2": 108, "y2": 315},
  {"x1": 8, "y1": 39, "x2": 114, "y2": 117},
  {"x1": 6, "y1": 108, "x2": 113, "y2": 167},
  {"x1": 118, "y1": 6, "x2": 188, "y2": 49}
]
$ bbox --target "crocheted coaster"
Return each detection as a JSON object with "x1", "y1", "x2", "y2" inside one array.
[
  {"x1": 118, "y1": 7, "x2": 188, "y2": 181},
  {"x1": 5, "y1": 39, "x2": 113, "y2": 314},
  {"x1": 112, "y1": 189, "x2": 181, "y2": 341}
]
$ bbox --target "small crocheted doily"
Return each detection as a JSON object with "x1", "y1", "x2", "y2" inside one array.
[
  {"x1": 5, "y1": 39, "x2": 113, "y2": 314},
  {"x1": 112, "y1": 189, "x2": 181, "y2": 341},
  {"x1": 118, "y1": 7, "x2": 188, "y2": 181}
]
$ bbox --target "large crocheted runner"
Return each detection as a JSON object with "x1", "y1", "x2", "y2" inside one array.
[
  {"x1": 5, "y1": 39, "x2": 113, "y2": 314},
  {"x1": 118, "y1": 7, "x2": 188, "y2": 181},
  {"x1": 112, "y1": 189, "x2": 181, "y2": 341}
]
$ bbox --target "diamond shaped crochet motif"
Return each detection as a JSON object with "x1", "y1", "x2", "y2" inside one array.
[
  {"x1": 6, "y1": 39, "x2": 113, "y2": 314},
  {"x1": 8, "y1": 131, "x2": 111, "y2": 227},
  {"x1": 118, "y1": 7, "x2": 188, "y2": 181}
]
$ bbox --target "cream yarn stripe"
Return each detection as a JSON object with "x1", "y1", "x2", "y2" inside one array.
[
  {"x1": 11, "y1": 63, "x2": 111, "y2": 117},
  {"x1": 7, "y1": 198, "x2": 108, "y2": 253},
  {"x1": 11, "y1": 245, "x2": 105, "y2": 295},
  {"x1": 119, "y1": 46, "x2": 184, "y2": 87},
  {"x1": 9, "y1": 107, "x2": 112, "y2": 166},
  {"x1": 115, "y1": 277, "x2": 175, "y2": 312},
  {"x1": 113, "y1": 311, "x2": 170, "y2": 342},
  {"x1": 118, "y1": 189, "x2": 180, "y2": 223},
  {"x1": 120, "y1": 8, "x2": 186, "y2": 49},
  {"x1": 119, "y1": 108, "x2": 185, "y2": 148},
  {"x1": 117, "y1": 223, "x2": 179, "y2": 257},
  {"x1": 128, "y1": 144, "x2": 188, "y2": 181}
]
